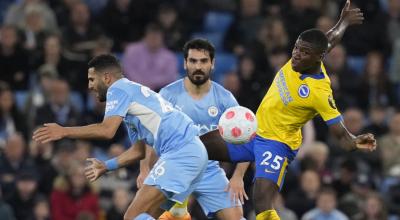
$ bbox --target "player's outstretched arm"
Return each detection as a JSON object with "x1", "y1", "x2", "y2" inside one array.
[
  {"x1": 85, "y1": 140, "x2": 146, "y2": 182},
  {"x1": 329, "y1": 121, "x2": 376, "y2": 152},
  {"x1": 200, "y1": 130, "x2": 232, "y2": 162},
  {"x1": 32, "y1": 116, "x2": 123, "y2": 143},
  {"x1": 325, "y1": 0, "x2": 364, "y2": 52}
]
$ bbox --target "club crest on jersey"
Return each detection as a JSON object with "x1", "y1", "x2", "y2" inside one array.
[
  {"x1": 208, "y1": 106, "x2": 218, "y2": 117},
  {"x1": 298, "y1": 84, "x2": 310, "y2": 98}
]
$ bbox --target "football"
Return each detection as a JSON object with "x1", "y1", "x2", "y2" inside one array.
[{"x1": 218, "y1": 106, "x2": 258, "y2": 144}]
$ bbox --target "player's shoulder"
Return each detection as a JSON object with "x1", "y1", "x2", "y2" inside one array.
[
  {"x1": 160, "y1": 79, "x2": 184, "y2": 95},
  {"x1": 211, "y1": 81, "x2": 233, "y2": 96}
]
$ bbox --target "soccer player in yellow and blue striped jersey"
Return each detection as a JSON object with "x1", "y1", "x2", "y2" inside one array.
[{"x1": 200, "y1": 1, "x2": 377, "y2": 220}]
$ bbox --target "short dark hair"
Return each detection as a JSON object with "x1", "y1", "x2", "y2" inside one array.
[
  {"x1": 298, "y1": 29, "x2": 328, "y2": 53},
  {"x1": 183, "y1": 38, "x2": 215, "y2": 61},
  {"x1": 88, "y1": 54, "x2": 121, "y2": 73}
]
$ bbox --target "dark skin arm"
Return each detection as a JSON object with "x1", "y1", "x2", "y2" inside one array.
[
  {"x1": 326, "y1": 0, "x2": 364, "y2": 53},
  {"x1": 330, "y1": 121, "x2": 376, "y2": 151}
]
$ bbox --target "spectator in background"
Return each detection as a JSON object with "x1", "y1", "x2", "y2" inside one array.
[
  {"x1": 4, "y1": 0, "x2": 58, "y2": 34},
  {"x1": 363, "y1": 106, "x2": 389, "y2": 138},
  {"x1": 62, "y1": 2, "x2": 103, "y2": 93},
  {"x1": 354, "y1": 192, "x2": 388, "y2": 220},
  {"x1": 301, "y1": 187, "x2": 348, "y2": 220},
  {"x1": 0, "y1": 133, "x2": 37, "y2": 198},
  {"x1": 122, "y1": 23, "x2": 178, "y2": 91},
  {"x1": 274, "y1": 193, "x2": 298, "y2": 220},
  {"x1": 324, "y1": 45, "x2": 359, "y2": 108},
  {"x1": 157, "y1": 3, "x2": 187, "y2": 52},
  {"x1": 106, "y1": 188, "x2": 133, "y2": 220},
  {"x1": 0, "y1": 189, "x2": 15, "y2": 220},
  {"x1": 51, "y1": 161, "x2": 99, "y2": 220},
  {"x1": 0, "y1": 25, "x2": 30, "y2": 90},
  {"x1": 6, "y1": 172, "x2": 40, "y2": 220},
  {"x1": 0, "y1": 81, "x2": 27, "y2": 145},
  {"x1": 34, "y1": 78, "x2": 81, "y2": 127},
  {"x1": 316, "y1": 16, "x2": 335, "y2": 33},
  {"x1": 100, "y1": 0, "x2": 137, "y2": 53},
  {"x1": 359, "y1": 51, "x2": 396, "y2": 109},
  {"x1": 31, "y1": 196, "x2": 50, "y2": 220},
  {"x1": 49, "y1": 0, "x2": 80, "y2": 28},
  {"x1": 286, "y1": 170, "x2": 321, "y2": 218},
  {"x1": 378, "y1": 112, "x2": 400, "y2": 176},
  {"x1": 224, "y1": 0, "x2": 264, "y2": 54},
  {"x1": 298, "y1": 141, "x2": 332, "y2": 184}
]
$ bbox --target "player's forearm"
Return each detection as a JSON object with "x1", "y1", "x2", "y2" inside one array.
[
  {"x1": 64, "y1": 123, "x2": 114, "y2": 140},
  {"x1": 232, "y1": 162, "x2": 251, "y2": 179},
  {"x1": 106, "y1": 141, "x2": 146, "y2": 171},
  {"x1": 139, "y1": 145, "x2": 157, "y2": 172},
  {"x1": 325, "y1": 18, "x2": 348, "y2": 53},
  {"x1": 330, "y1": 122, "x2": 357, "y2": 151}
]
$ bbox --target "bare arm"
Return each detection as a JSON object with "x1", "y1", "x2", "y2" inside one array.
[
  {"x1": 33, "y1": 116, "x2": 123, "y2": 143},
  {"x1": 85, "y1": 140, "x2": 146, "y2": 182},
  {"x1": 329, "y1": 121, "x2": 376, "y2": 151},
  {"x1": 137, "y1": 145, "x2": 158, "y2": 188},
  {"x1": 326, "y1": 0, "x2": 364, "y2": 53}
]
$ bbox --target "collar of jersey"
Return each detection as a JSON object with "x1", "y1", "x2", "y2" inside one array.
[{"x1": 299, "y1": 72, "x2": 325, "y2": 80}]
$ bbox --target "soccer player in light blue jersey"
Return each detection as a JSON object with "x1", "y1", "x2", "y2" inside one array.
[
  {"x1": 144, "y1": 39, "x2": 250, "y2": 220},
  {"x1": 32, "y1": 54, "x2": 209, "y2": 220}
]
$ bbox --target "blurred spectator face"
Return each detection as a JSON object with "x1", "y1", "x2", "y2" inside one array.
[
  {"x1": 74, "y1": 141, "x2": 91, "y2": 162},
  {"x1": 0, "y1": 26, "x2": 18, "y2": 49},
  {"x1": 301, "y1": 170, "x2": 321, "y2": 194},
  {"x1": 364, "y1": 194, "x2": 384, "y2": 218},
  {"x1": 25, "y1": 6, "x2": 44, "y2": 32},
  {"x1": 0, "y1": 89, "x2": 14, "y2": 113},
  {"x1": 325, "y1": 45, "x2": 346, "y2": 71},
  {"x1": 344, "y1": 108, "x2": 364, "y2": 134},
  {"x1": 69, "y1": 163, "x2": 87, "y2": 191},
  {"x1": 71, "y1": 3, "x2": 90, "y2": 26},
  {"x1": 116, "y1": 0, "x2": 130, "y2": 11},
  {"x1": 223, "y1": 72, "x2": 240, "y2": 95},
  {"x1": 92, "y1": 37, "x2": 112, "y2": 57},
  {"x1": 17, "y1": 178, "x2": 37, "y2": 200},
  {"x1": 365, "y1": 52, "x2": 383, "y2": 77},
  {"x1": 239, "y1": 56, "x2": 255, "y2": 79},
  {"x1": 317, "y1": 191, "x2": 337, "y2": 213},
  {"x1": 269, "y1": 51, "x2": 289, "y2": 71},
  {"x1": 269, "y1": 20, "x2": 286, "y2": 40},
  {"x1": 185, "y1": 49, "x2": 214, "y2": 86},
  {"x1": 369, "y1": 106, "x2": 386, "y2": 125},
  {"x1": 241, "y1": 0, "x2": 261, "y2": 16},
  {"x1": 5, "y1": 134, "x2": 25, "y2": 161},
  {"x1": 307, "y1": 142, "x2": 329, "y2": 170},
  {"x1": 113, "y1": 188, "x2": 131, "y2": 212},
  {"x1": 44, "y1": 35, "x2": 61, "y2": 57},
  {"x1": 291, "y1": 0, "x2": 312, "y2": 10},
  {"x1": 34, "y1": 199, "x2": 50, "y2": 220},
  {"x1": 158, "y1": 6, "x2": 177, "y2": 29},
  {"x1": 50, "y1": 79, "x2": 70, "y2": 106},
  {"x1": 316, "y1": 16, "x2": 334, "y2": 33},
  {"x1": 389, "y1": 113, "x2": 400, "y2": 135},
  {"x1": 144, "y1": 29, "x2": 164, "y2": 51},
  {"x1": 109, "y1": 144, "x2": 125, "y2": 157}
]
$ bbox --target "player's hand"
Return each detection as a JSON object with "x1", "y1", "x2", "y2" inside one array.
[
  {"x1": 136, "y1": 170, "x2": 149, "y2": 189},
  {"x1": 85, "y1": 158, "x2": 107, "y2": 182},
  {"x1": 225, "y1": 176, "x2": 248, "y2": 204},
  {"x1": 340, "y1": 0, "x2": 364, "y2": 26},
  {"x1": 355, "y1": 133, "x2": 377, "y2": 151},
  {"x1": 32, "y1": 123, "x2": 65, "y2": 144}
]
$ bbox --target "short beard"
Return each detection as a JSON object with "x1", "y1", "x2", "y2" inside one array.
[
  {"x1": 187, "y1": 71, "x2": 210, "y2": 86},
  {"x1": 97, "y1": 84, "x2": 108, "y2": 102}
]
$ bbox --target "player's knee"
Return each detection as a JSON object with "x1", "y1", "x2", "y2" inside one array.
[{"x1": 216, "y1": 207, "x2": 244, "y2": 220}]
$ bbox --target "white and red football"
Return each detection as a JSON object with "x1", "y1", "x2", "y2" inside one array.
[{"x1": 218, "y1": 106, "x2": 258, "y2": 144}]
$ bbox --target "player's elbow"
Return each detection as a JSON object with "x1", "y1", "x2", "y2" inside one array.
[{"x1": 102, "y1": 128, "x2": 117, "y2": 140}]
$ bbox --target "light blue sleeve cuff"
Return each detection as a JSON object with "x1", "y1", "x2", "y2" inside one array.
[
  {"x1": 105, "y1": 158, "x2": 119, "y2": 171},
  {"x1": 326, "y1": 115, "x2": 343, "y2": 126}
]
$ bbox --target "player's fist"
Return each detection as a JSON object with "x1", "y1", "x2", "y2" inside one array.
[
  {"x1": 355, "y1": 133, "x2": 376, "y2": 151},
  {"x1": 85, "y1": 158, "x2": 107, "y2": 182},
  {"x1": 340, "y1": 0, "x2": 364, "y2": 25}
]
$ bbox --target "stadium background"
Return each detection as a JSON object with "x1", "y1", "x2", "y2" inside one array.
[{"x1": 0, "y1": 0, "x2": 399, "y2": 219}]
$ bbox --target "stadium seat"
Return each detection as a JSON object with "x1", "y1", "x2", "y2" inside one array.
[
  {"x1": 204, "y1": 11, "x2": 234, "y2": 33},
  {"x1": 14, "y1": 90, "x2": 29, "y2": 111},
  {"x1": 347, "y1": 56, "x2": 366, "y2": 75}
]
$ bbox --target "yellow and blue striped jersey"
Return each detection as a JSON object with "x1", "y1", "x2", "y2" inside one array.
[{"x1": 256, "y1": 59, "x2": 342, "y2": 150}]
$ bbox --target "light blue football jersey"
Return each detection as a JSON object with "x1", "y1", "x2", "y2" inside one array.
[
  {"x1": 159, "y1": 79, "x2": 238, "y2": 172},
  {"x1": 104, "y1": 78, "x2": 198, "y2": 155}
]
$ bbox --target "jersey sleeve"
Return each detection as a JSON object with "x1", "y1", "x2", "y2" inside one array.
[
  {"x1": 104, "y1": 87, "x2": 132, "y2": 118},
  {"x1": 159, "y1": 87, "x2": 172, "y2": 102},
  {"x1": 313, "y1": 87, "x2": 342, "y2": 126}
]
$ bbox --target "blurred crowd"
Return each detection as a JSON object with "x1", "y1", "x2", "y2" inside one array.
[{"x1": 0, "y1": 0, "x2": 399, "y2": 219}]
